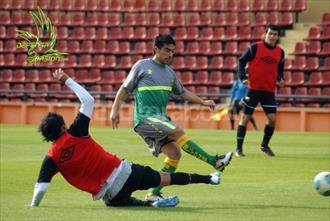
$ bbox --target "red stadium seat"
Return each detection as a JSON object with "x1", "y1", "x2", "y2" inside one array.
[
  {"x1": 208, "y1": 86, "x2": 221, "y2": 101},
  {"x1": 173, "y1": 14, "x2": 185, "y2": 26},
  {"x1": 71, "y1": 27, "x2": 85, "y2": 40},
  {"x1": 304, "y1": 57, "x2": 319, "y2": 71},
  {"x1": 117, "y1": 56, "x2": 132, "y2": 69},
  {"x1": 195, "y1": 56, "x2": 208, "y2": 70},
  {"x1": 99, "y1": 71, "x2": 115, "y2": 85},
  {"x1": 225, "y1": 0, "x2": 238, "y2": 11},
  {"x1": 223, "y1": 27, "x2": 238, "y2": 41},
  {"x1": 135, "y1": 27, "x2": 147, "y2": 40},
  {"x1": 148, "y1": 13, "x2": 160, "y2": 26},
  {"x1": 64, "y1": 55, "x2": 77, "y2": 67},
  {"x1": 104, "y1": 55, "x2": 116, "y2": 68},
  {"x1": 122, "y1": 0, "x2": 134, "y2": 12},
  {"x1": 292, "y1": 42, "x2": 306, "y2": 55},
  {"x1": 319, "y1": 58, "x2": 330, "y2": 71},
  {"x1": 194, "y1": 71, "x2": 209, "y2": 85},
  {"x1": 175, "y1": 27, "x2": 187, "y2": 40},
  {"x1": 24, "y1": 0, "x2": 35, "y2": 10},
  {"x1": 200, "y1": 0, "x2": 211, "y2": 11},
  {"x1": 187, "y1": 0, "x2": 198, "y2": 12},
  {"x1": 305, "y1": 72, "x2": 323, "y2": 87},
  {"x1": 319, "y1": 12, "x2": 330, "y2": 26},
  {"x1": 277, "y1": 87, "x2": 292, "y2": 102},
  {"x1": 279, "y1": 0, "x2": 293, "y2": 12},
  {"x1": 209, "y1": 56, "x2": 224, "y2": 70},
  {"x1": 4, "y1": 40, "x2": 17, "y2": 52},
  {"x1": 238, "y1": 26, "x2": 252, "y2": 41},
  {"x1": 95, "y1": 27, "x2": 108, "y2": 39},
  {"x1": 134, "y1": 42, "x2": 147, "y2": 55},
  {"x1": 97, "y1": 0, "x2": 109, "y2": 11},
  {"x1": 187, "y1": 14, "x2": 201, "y2": 26},
  {"x1": 71, "y1": 13, "x2": 84, "y2": 26},
  {"x1": 199, "y1": 41, "x2": 211, "y2": 55},
  {"x1": 318, "y1": 42, "x2": 330, "y2": 56},
  {"x1": 86, "y1": 0, "x2": 97, "y2": 10},
  {"x1": 291, "y1": 56, "x2": 306, "y2": 71},
  {"x1": 175, "y1": 41, "x2": 184, "y2": 55},
  {"x1": 185, "y1": 42, "x2": 199, "y2": 55},
  {"x1": 146, "y1": 27, "x2": 159, "y2": 40},
  {"x1": 323, "y1": 72, "x2": 330, "y2": 86},
  {"x1": 251, "y1": 0, "x2": 265, "y2": 12},
  {"x1": 81, "y1": 40, "x2": 94, "y2": 53},
  {"x1": 12, "y1": 69, "x2": 25, "y2": 83},
  {"x1": 209, "y1": 71, "x2": 222, "y2": 86},
  {"x1": 219, "y1": 72, "x2": 234, "y2": 87},
  {"x1": 222, "y1": 57, "x2": 237, "y2": 71},
  {"x1": 0, "y1": 12, "x2": 10, "y2": 25},
  {"x1": 4, "y1": 54, "x2": 15, "y2": 66},
  {"x1": 123, "y1": 14, "x2": 135, "y2": 26},
  {"x1": 93, "y1": 55, "x2": 105, "y2": 68},
  {"x1": 187, "y1": 27, "x2": 199, "y2": 39},
  {"x1": 15, "y1": 54, "x2": 27, "y2": 67},
  {"x1": 266, "y1": 12, "x2": 279, "y2": 25},
  {"x1": 320, "y1": 27, "x2": 330, "y2": 41},
  {"x1": 238, "y1": 0, "x2": 250, "y2": 12},
  {"x1": 184, "y1": 56, "x2": 197, "y2": 70},
  {"x1": 0, "y1": 69, "x2": 13, "y2": 83},
  {"x1": 147, "y1": 0, "x2": 159, "y2": 12},
  {"x1": 223, "y1": 42, "x2": 238, "y2": 55},
  {"x1": 199, "y1": 27, "x2": 213, "y2": 40},
  {"x1": 86, "y1": 14, "x2": 97, "y2": 26},
  {"x1": 174, "y1": 0, "x2": 185, "y2": 12},
  {"x1": 94, "y1": 40, "x2": 106, "y2": 53},
  {"x1": 118, "y1": 41, "x2": 130, "y2": 54},
  {"x1": 159, "y1": 0, "x2": 172, "y2": 12},
  {"x1": 279, "y1": 12, "x2": 294, "y2": 27},
  {"x1": 49, "y1": 0, "x2": 60, "y2": 9},
  {"x1": 213, "y1": 14, "x2": 226, "y2": 26},
  {"x1": 122, "y1": 27, "x2": 134, "y2": 39},
  {"x1": 293, "y1": 0, "x2": 306, "y2": 12},
  {"x1": 250, "y1": 26, "x2": 265, "y2": 41},
  {"x1": 26, "y1": 70, "x2": 39, "y2": 82},
  {"x1": 108, "y1": 14, "x2": 120, "y2": 26},
  {"x1": 11, "y1": 12, "x2": 22, "y2": 25},
  {"x1": 287, "y1": 72, "x2": 304, "y2": 86},
  {"x1": 74, "y1": 0, "x2": 85, "y2": 10},
  {"x1": 79, "y1": 55, "x2": 92, "y2": 67},
  {"x1": 180, "y1": 72, "x2": 194, "y2": 85},
  {"x1": 134, "y1": 0, "x2": 146, "y2": 11},
  {"x1": 109, "y1": 0, "x2": 121, "y2": 11},
  {"x1": 238, "y1": 13, "x2": 250, "y2": 26},
  {"x1": 266, "y1": 0, "x2": 278, "y2": 11},
  {"x1": 304, "y1": 27, "x2": 321, "y2": 41},
  {"x1": 225, "y1": 13, "x2": 238, "y2": 26},
  {"x1": 237, "y1": 42, "x2": 250, "y2": 55},
  {"x1": 109, "y1": 27, "x2": 122, "y2": 40},
  {"x1": 59, "y1": 13, "x2": 71, "y2": 26},
  {"x1": 213, "y1": 0, "x2": 225, "y2": 11},
  {"x1": 294, "y1": 87, "x2": 308, "y2": 103},
  {"x1": 67, "y1": 41, "x2": 80, "y2": 53},
  {"x1": 172, "y1": 57, "x2": 185, "y2": 70},
  {"x1": 85, "y1": 27, "x2": 96, "y2": 39}
]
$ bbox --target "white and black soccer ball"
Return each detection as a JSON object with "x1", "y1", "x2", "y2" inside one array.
[{"x1": 313, "y1": 171, "x2": 330, "y2": 196}]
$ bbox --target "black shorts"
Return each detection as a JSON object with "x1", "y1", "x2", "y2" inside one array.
[
  {"x1": 242, "y1": 90, "x2": 277, "y2": 115},
  {"x1": 106, "y1": 164, "x2": 161, "y2": 206}
]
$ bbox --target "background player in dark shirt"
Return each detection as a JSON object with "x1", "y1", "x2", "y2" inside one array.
[
  {"x1": 30, "y1": 69, "x2": 222, "y2": 208},
  {"x1": 235, "y1": 24, "x2": 285, "y2": 157}
]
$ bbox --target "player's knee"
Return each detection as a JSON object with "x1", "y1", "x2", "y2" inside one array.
[
  {"x1": 162, "y1": 144, "x2": 182, "y2": 160},
  {"x1": 169, "y1": 127, "x2": 185, "y2": 140}
]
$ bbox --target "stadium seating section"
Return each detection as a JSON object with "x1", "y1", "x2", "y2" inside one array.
[{"x1": 0, "y1": 0, "x2": 329, "y2": 107}]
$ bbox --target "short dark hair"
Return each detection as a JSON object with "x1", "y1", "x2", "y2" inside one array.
[
  {"x1": 154, "y1": 34, "x2": 176, "y2": 49},
  {"x1": 266, "y1": 24, "x2": 281, "y2": 34},
  {"x1": 38, "y1": 112, "x2": 65, "y2": 142}
]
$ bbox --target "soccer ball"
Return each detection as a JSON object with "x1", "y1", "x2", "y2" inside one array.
[{"x1": 313, "y1": 171, "x2": 330, "y2": 196}]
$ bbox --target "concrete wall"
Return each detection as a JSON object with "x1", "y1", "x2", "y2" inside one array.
[{"x1": 1, "y1": 103, "x2": 329, "y2": 132}]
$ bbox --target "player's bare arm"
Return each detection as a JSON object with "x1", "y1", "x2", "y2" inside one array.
[
  {"x1": 181, "y1": 90, "x2": 215, "y2": 109},
  {"x1": 110, "y1": 86, "x2": 129, "y2": 129}
]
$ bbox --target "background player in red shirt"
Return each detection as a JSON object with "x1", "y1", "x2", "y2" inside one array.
[
  {"x1": 235, "y1": 24, "x2": 285, "y2": 157},
  {"x1": 30, "y1": 69, "x2": 222, "y2": 208}
]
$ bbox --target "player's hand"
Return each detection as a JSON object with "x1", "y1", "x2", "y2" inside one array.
[
  {"x1": 202, "y1": 100, "x2": 216, "y2": 110},
  {"x1": 110, "y1": 111, "x2": 120, "y2": 129},
  {"x1": 53, "y1": 68, "x2": 68, "y2": 82},
  {"x1": 278, "y1": 80, "x2": 285, "y2": 88},
  {"x1": 242, "y1": 79, "x2": 249, "y2": 85}
]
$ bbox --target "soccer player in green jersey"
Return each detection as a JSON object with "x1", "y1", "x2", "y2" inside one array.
[{"x1": 110, "y1": 34, "x2": 233, "y2": 201}]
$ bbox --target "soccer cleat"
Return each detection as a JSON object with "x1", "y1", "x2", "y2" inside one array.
[
  {"x1": 260, "y1": 146, "x2": 275, "y2": 157},
  {"x1": 145, "y1": 193, "x2": 164, "y2": 202},
  {"x1": 151, "y1": 196, "x2": 179, "y2": 208},
  {"x1": 214, "y1": 152, "x2": 233, "y2": 172},
  {"x1": 235, "y1": 150, "x2": 246, "y2": 157},
  {"x1": 210, "y1": 171, "x2": 221, "y2": 185}
]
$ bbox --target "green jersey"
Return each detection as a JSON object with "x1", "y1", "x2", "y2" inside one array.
[{"x1": 123, "y1": 59, "x2": 186, "y2": 127}]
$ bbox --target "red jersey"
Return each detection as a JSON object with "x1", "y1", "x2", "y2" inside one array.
[
  {"x1": 248, "y1": 41, "x2": 282, "y2": 92},
  {"x1": 48, "y1": 132, "x2": 121, "y2": 195}
]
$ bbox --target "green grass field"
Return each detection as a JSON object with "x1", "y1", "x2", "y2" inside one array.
[{"x1": 0, "y1": 124, "x2": 329, "y2": 221}]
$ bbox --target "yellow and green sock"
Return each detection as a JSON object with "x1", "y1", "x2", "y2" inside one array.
[
  {"x1": 177, "y1": 134, "x2": 216, "y2": 166},
  {"x1": 147, "y1": 157, "x2": 179, "y2": 196}
]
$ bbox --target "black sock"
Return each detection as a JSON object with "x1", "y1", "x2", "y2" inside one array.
[
  {"x1": 237, "y1": 125, "x2": 247, "y2": 151},
  {"x1": 170, "y1": 173, "x2": 211, "y2": 185},
  {"x1": 230, "y1": 119, "x2": 235, "y2": 130},
  {"x1": 261, "y1": 125, "x2": 274, "y2": 147},
  {"x1": 250, "y1": 118, "x2": 258, "y2": 130}
]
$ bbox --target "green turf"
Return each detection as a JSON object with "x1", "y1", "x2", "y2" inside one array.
[{"x1": 0, "y1": 124, "x2": 329, "y2": 221}]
